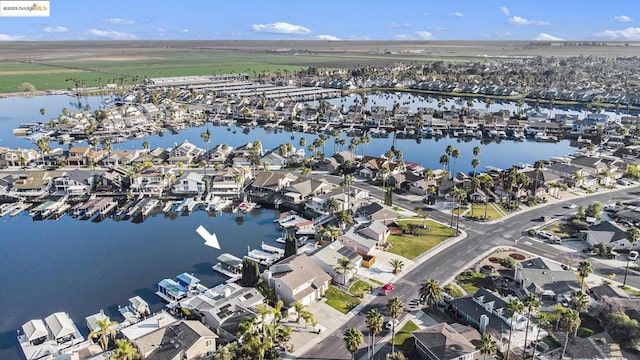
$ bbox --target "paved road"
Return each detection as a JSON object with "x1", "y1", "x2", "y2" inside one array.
[{"x1": 299, "y1": 183, "x2": 640, "y2": 359}]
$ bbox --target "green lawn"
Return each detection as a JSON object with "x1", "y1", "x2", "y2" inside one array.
[
  {"x1": 542, "y1": 220, "x2": 583, "y2": 239},
  {"x1": 467, "y1": 203, "x2": 504, "y2": 220},
  {"x1": 455, "y1": 271, "x2": 490, "y2": 295},
  {"x1": 325, "y1": 286, "x2": 361, "y2": 314},
  {"x1": 349, "y1": 280, "x2": 373, "y2": 298},
  {"x1": 389, "y1": 320, "x2": 419, "y2": 350},
  {"x1": 387, "y1": 219, "x2": 455, "y2": 260},
  {"x1": 444, "y1": 284, "x2": 464, "y2": 298},
  {"x1": 451, "y1": 206, "x2": 467, "y2": 215},
  {"x1": 620, "y1": 285, "x2": 640, "y2": 297}
]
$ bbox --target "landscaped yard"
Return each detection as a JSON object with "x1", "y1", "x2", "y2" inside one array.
[
  {"x1": 468, "y1": 203, "x2": 505, "y2": 220},
  {"x1": 325, "y1": 286, "x2": 361, "y2": 314},
  {"x1": 387, "y1": 219, "x2": 455, "y2": 260},
  {"x1": 455, "y1": 271, "x2": 491, "y2": 295},
  {"x1": 349, "y1": 279, "x2": 373, "y2": 298},
  {"x1": 621, "y1": 285, "x2": 640, "y2": 297},
  {"x1": 389, "y1": 320, "x2": 419, "y2": 350},
  {"x1": 542, "y1": 220, "x2": 583, "y2": 239},
  {"x1": 444, "y1": 284, "x2": 464, "y2": 298}
]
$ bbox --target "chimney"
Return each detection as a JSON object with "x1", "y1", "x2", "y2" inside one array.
[
  {"x1": 263, "y1": 269, "x2": 272, "y2": 284},
  {"x1": 479, "y1": 315, "x2": 489, "y2": 334},
  {"x1": 157, "y1": 316, "x2": 167, "y2": 328},
  {"x1": 223, "y1": 286, "x2": 232, "y2": 298}
]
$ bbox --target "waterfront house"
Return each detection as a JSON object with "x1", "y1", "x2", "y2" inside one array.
[
  {"x1": 168, "y1": 140, "x2": 205, "y2": 165},
  {"x1": 157, "y1": 279, "x2": 187, "y2": 302},
  {"x1": 144, "y1": 147, "x2": 170, "y2": 165},
  {"x1": 546, "y1": 163, "x2": 588, "y2": 186},
  {"x1": 176, "y1": 272, "x2": 201, "y2": 290},
  {"x1": 260, "y1": 149, "x2": 287, "y2": 170},
  {"x1": 66, "y1": 146, "x2": 91, "y2": 167},
  {"x1": 310, "y1": 242, "x2": 362, "y2": 285},
  {"x1": 250, "y1": 171, "x2": 297, "y2": 193},
  {"x1": 232, "y1": 142, "x2": 262, "y2": 167},
  {"x1": 0, "y1": 147, "x2": 37, "y2": 168},
  {"x1": 133, "y1": 320, "x2": 217, "y2": 360},
  {"x1": 282, "y1": 177, "x2": 332, "y2": 204},
  {"x1": 413, "y1": 323, "x2": 480, "y2": 360},
  {"x1": 173, "y1": 172, "x2": 206, "y2": 195},
  {"x1": 121, "y1": 312, "x2": 179, "y2": 342},
  {"x1": 10, "y1": 170, "x2": 59, "y2": 197},
  {"x1": 265, "y1": 253, "x2": 331, "y2": 306},
  {"x1": 100, "y1": 149, "x2": 141, "y2": 167},
  {"x1": 210, "y1": 167, "x2": 249, "y2": 197},
  {"x1": 356, "y1": 202, "x2": 399, "y2": 225},
  {"x1": 207, "y1": 143, "x2": 233, "y2": 164},
  {"x1": 180, "y1": 282, "x2": 264, "y2": 341},
  {"x1": 130, "y1": 166, "x2": 173, "y2": 195},
  {"x1": 52, "y1": 169, "x2": 97, "y2": 195},
  {"x1": 337, "y1": 228, "x2": 378, "y2": 256}
]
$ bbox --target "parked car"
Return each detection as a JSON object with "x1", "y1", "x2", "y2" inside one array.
[
  {"x1": 385, "y1": 319, "x2": 400, "y2": 330},
  {"x1": 380, "y1": 283, "x2": 395, "y2": 295},
  {"x1": 565, "y1": 204, "x2": 577, "y2": 209},
  {"x1": 537, "y1": 230, "x2": 554, "y2": 240},
  {"x1": 539, "y1": 216, "x2": 551, "y2": 222},
  {"x1": 629, "y1": 251, "x2": 639, "y2": 261}
]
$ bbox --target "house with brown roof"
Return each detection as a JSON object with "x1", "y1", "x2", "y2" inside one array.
[
  {"x1": 250, "y1": 171, "x2": 297, "y2": 193},
  {"x1": 265, "y1": 253, "x2": 331, "y2": 306},
  {"x1": 413, "y1": 323, "x2": 480, "y2": 360},
  {"x1": 133, "y1": 320, "x2": 217, "y2": 360},
  {"x1": 66, "y1": 146, "x2": 91, "y2": 167},
  {"x1": 168, "y1": 141, "x2": 205, "y2": 165}
]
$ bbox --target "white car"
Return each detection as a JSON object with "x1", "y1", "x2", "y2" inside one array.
[
  {"x1": 629, "y1": 251, "x2": 639, "y2": 261},
  {"x1": 537, "y1": 231, "x2": 553, "y2": 240},
  {"x1": 385, "y1": 319, "x2": 400, "y2": 330},
  {"x1": 566, "y1": 204, "x2": 577, "y2": 209}
]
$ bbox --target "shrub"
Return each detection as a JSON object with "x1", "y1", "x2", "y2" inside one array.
[
  {"x1": 577, "y1": 327, "x2": 593, "y2": 338},
  {"x1": 528, "y1": 228, "x2": 536, "y2": 236},
  {"x1": 500, "y1": 257, "x2": 516, "y2": 268}
]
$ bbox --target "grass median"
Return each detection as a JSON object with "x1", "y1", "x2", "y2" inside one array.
[{"x1": 387, "y1": 219, "x2": 455, "y2": 260}]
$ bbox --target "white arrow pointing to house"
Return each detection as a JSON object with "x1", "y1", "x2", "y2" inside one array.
[{"x1": 196, "y1": 225, "x2": 220, "y2": 249}]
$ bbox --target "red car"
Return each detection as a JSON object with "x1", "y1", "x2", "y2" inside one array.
[{"x1": 380, "y1": 283, "x2": 395, "y2": 295}]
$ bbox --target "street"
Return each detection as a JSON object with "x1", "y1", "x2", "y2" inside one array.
[{"x1": 299, "y1": 181, "x2": 640, "y2": 359}]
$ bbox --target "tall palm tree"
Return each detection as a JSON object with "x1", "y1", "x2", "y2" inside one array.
[
  {"x1": 531, "y1": 312, "x2": 550, "y2": 360},
  {"x1": 387, "y1": 296, "x2": 404, "y2": 354},
  {"x1": 439, "y1": 154, "x2": 449, "y2": 172},
  {"x1": 293, "y1": 301, "x2": 306, "y2": 323},
  {"x1": 336, "y1": 210, "x2": 355, "y2": 229},
  {"x1": 505, "y1": 298, "x2": 524, "y2": 360},
  {"x1": 335, "y1": 257, "x2": 356, "y2": 284},
  {"x1": 418, "y1": 278, "x2": 444, "y2": 309},
  {"x1": 142, "y1": 140, "x2": 150, "y2": 161},
  {"x1": 471, "y1": 158, "x2": 480, "y2": 184},
  {"x1": 445, "y1": 145, "x2": 454, "y2": 174},
  {"x1": 271, "y1": 300, "x2": 284, "y2": 325},
  {"x1": 88, "y1": 316, "x2": 117, "y2": 351},
  {"x1": 325, "y1": 197, "x2": 341, "y2": 214},
  {"x1": 569, "y1": 290, "x2": 589, "y2": 313},
  {"x1": 450, "y1": 187, "x2": 467, "y2": 235},
  {"x1": 389, "y1": 258, "x2": 405, "y2": 275},
  {"x1": 533, "y1": 160, "x2": 545, "y2": 194},
  {"x1": 365, "y1": 309, "x2": 384, "y2": 359},
  {"x1": 476, "y1": 333, "x2": 497, "y2": 360},
  {"x1": 111, "y1": 339, "x2": 140, "y2": 360},
  {"x1": 624, "y1": 226, "x2": 640, "y2": 286},
  {"x1": 560, "y1": 309, "x2": 581, "y2": 358},
  {"x1": 450, "y1": 148, "x2": 460, "y2": 179},
  {"x1": 473, "y1": 145, "x2": 481, "y2": 159},
  {"x1": 576, "y1": 260, "x2": 593, "y2": 289},
  {"x1": 343, "y1": 328, "x2": 364, "y2": 360},
  {"x1": 521, "y1": 293, "x2": 541, "y2": 359}
]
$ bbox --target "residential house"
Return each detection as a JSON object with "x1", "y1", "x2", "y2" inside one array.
[
  {"x1": 145, "y1": 147, "x2": 169, "y2": 165},
  {"x1": 250, "y1": 171, "x2": 297, "y2": 193},
  {"x1": 66, "y1": 146, "x2": 91, "y2": 167},
  {"x1": 95, "y1": 167, "x2": 129, "y2": 192},
  {"x1": 210, "y1": 167, "x2": 250, "y2": 197},
  {"x1": 337, "y1": 228, "x2": 378, "y2": 256},
  {"x1": 180, "y1": 282, "x2": 264, "y2": 341},
  {"x1": 130, "y1": 167, "x2": 172, "y2": 195},
  {"x1": 260, "y1": 149, "x2": 287, "y2": 170},
  {"x1": 512, "y1": 261, "x2": 582, "y2": 301},
  {"x1": 9, "y1": 170, "x2": 60, "y2": 197},
  {"x1": 413, "y1": 323, "x2": 480, "y2": 360},
  {"x1": 168, "y1": 141, "x2": 205, "y2": 165},
  {"x1": 52, "y1": 169, "x2": 98, "y2": 195},
  {"x1": 448, "y1": 288, "x2": 526, "y2": 335},
  {"x1": 100, "y1": 149, "x2": 141, "y2": 167},
  {"x1": 265, "y1": 253, "x2": 331, "y2": 306},
  {"x1": 358, "y1": 221, "x2": 390, "y2": 245},
  {"x1": 356, "y1": 202, "x2": 399, "y2": 225},
  {"x1": 121, "y1": 312, "x2": 179, "y2": 342},
  {"x1": 580, "y1": 220, "x2": 635, "y2": 251},
  {"x1": 133, "y1": 320, "x2": 217, "y2": 360},
  {"x1": 173, "y1": 172, "x2": 206, "y2": 195},
  {"x1": 570, "y1": 156, "x2": 617, "y2": 182},
  {"x1": 358, "y1": 156, "x2": 395, "y2": 180},
  {"x1": 207, "y1": 144, "x2": 233, "y2": 164},
  {"x1": 546, "y1": 163, "x2": 590, "y2": 187},
  {"x1": 232, "y1": 142, "x2": 262, "y2": 167},
  {"x1": 310, "y1": 242, "x2": 363, "y2": 285},
  {"x1": 282, "y1": 177, "x2": 332, "y2": 204}
]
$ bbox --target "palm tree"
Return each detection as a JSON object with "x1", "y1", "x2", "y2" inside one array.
[
  {"x1": 471, "y1": 158, "x2": 480, "y2": 182},
  {"x1": 624, "y1": 226, "x2": 640, "y2": 286},
  {"x1": 365, "y1": 309, "x2": 384, "y2": 359},
  {"x1": 293, "y1": 301, "x2": 306, "y2": 323},
  {"x1": 335, "y1": 257, "x2": 356, "y2": 284},
  {"x1": 36, "y1": 137, "x2": 51, "y2": 167},
  {"x1": 271, "y1": 300, "x2": 284, "y2": 324},
  {"x1": 569, "y1": 290, "x2": 589, "y2": 313},
  {"x1": 531, "y1": 312, "x2": 550, "y2": 360},
  {"x1": 450, "y1": 187, "x2": 467, "y2": 235},
  {"x1": 418, "y1": 278, "x2": 444, "y2": 309},
  {"x1": 387, "y1": 296, "x2": 404, "y2": 354},
  {"x1": 576, "y1": 260, "x2": 593, "y2": 289},
  {"x1": 325, "y1": 197, "x2": 341, "y2": 214},
  {"x1": 560, "y1": 309, "x2": 581, "y2": 358},
  {"x1": 341, "y1": 174, "x2": 355, "y2": 209},
  {"x1": 450, "y1": 148, "x2": 460, "y2": 179},
  {"x1": 389, "y1": 258, "x2": 405, "y2": 275},
  {"x1": 142, "y1": 140, "x2": 150, "y2": 161},
  {"x1": 521, "y1": 293, "x2": 540, "y2": 359},
  {"x1": 439, "y1": 154, "x2": 449, "y2": 172},
  {"x1": 111, "y1": 339, "x2": 140, "y2": 360},
  {"x1": 336, "y1": 210, "x2": 354, "y2": 229},
  {"x1": 88, "y1": 316, "x2": 117, "y2": 351},
  {"x1": 445, "y1": 145, "x2": 454, "y2": 175},
  {"x1": 533, "y1": 160, "x2": 545, "y2": 193},
  {"x1": 505, "y1": 298, "x2": 524, "y2": 360},
  {"x1": 343, "y1": 328, "x2": 364, "y2": 360},
  {"x1": 476, "y1": 333, "x2": 497, "y2": 360}
]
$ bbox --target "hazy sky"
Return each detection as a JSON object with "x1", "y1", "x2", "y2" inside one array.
[{"x1": 1, "y1": 0, "x2": 639, "y2": 41}]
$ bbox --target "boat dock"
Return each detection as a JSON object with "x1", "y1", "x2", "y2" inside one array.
[
  {"x1": 260, "y1": 242, "x2": 284, "y2": 256},
  {"x1": 0, "y1": 202, "x2": 31, "y2": 217},
  {"x1": 246, "y1": 248, "x2": 282, "y2": 266},
  {"x1": 138, "y1": 198, "x2": 159, "y2": 217},
  {"x1": 212, "y1": 253, "x2": 243, "y2": 279}
]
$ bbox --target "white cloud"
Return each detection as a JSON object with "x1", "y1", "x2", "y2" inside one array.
[
  {"x1": 103, "y1": 18, "x2": 135, "y2": 25},
  {"x1": 594, "y1": 27, "x2": 640, "y2": 40},
  {"x1": 350, "y1": 35, "x2": 370, "y2": 40},
  {"x1": 44, "y1": 26, "x2": 68, "y2": 33},
  {"x1": 87, "y1": 29, "x2": 137, "y2": 40},
  {"x1": 395, "y1": 34, "x2": 411, "y2": 40},
  {"x1": 613, "y1": 15, "x2": 633, "y2": 23},
  {"x1": 316, "y1": 34, "x2": 341, "y2": 41},
  {"x1": 386, "y1": 22, "x2": 410, "y2": 28},
  {"x1": 251, "y1": 21, "x2": 311, "y2": 35},
  {"x1": 507, "y1": 16, "x2": 550, "y2": 26},
  {"x1": 427, "y1": 25, "x2": 446, "y2": 31},
  {"x1": 451, "y1": 12, "x2": 464, "y2": 17},
  {"x1": 0, "y1": 34, "x2": 25, "y2": 41},
  {"x1": 493, "y1": 31, "x2": 512, "y2": 38},
  {"x1": 499, "y1": 6, "x2": 510, "y2": 16},
  {"x1": 157, "y1": 28, "x2": 166, "y2": 33},
  {"x1": 535, "y1": 33, "x2": 563, "y2": 41},
  {"x1": 415, "y1": 31, "x2": 435, "y2": 40},
  {"x1": 180, "y1": 29, "x2": 190, "y2": 33}
]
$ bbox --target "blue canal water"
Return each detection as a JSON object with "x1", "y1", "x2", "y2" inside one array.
[{"x1": 0, "y1": 94, "x2": 580, "y2": 358}]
